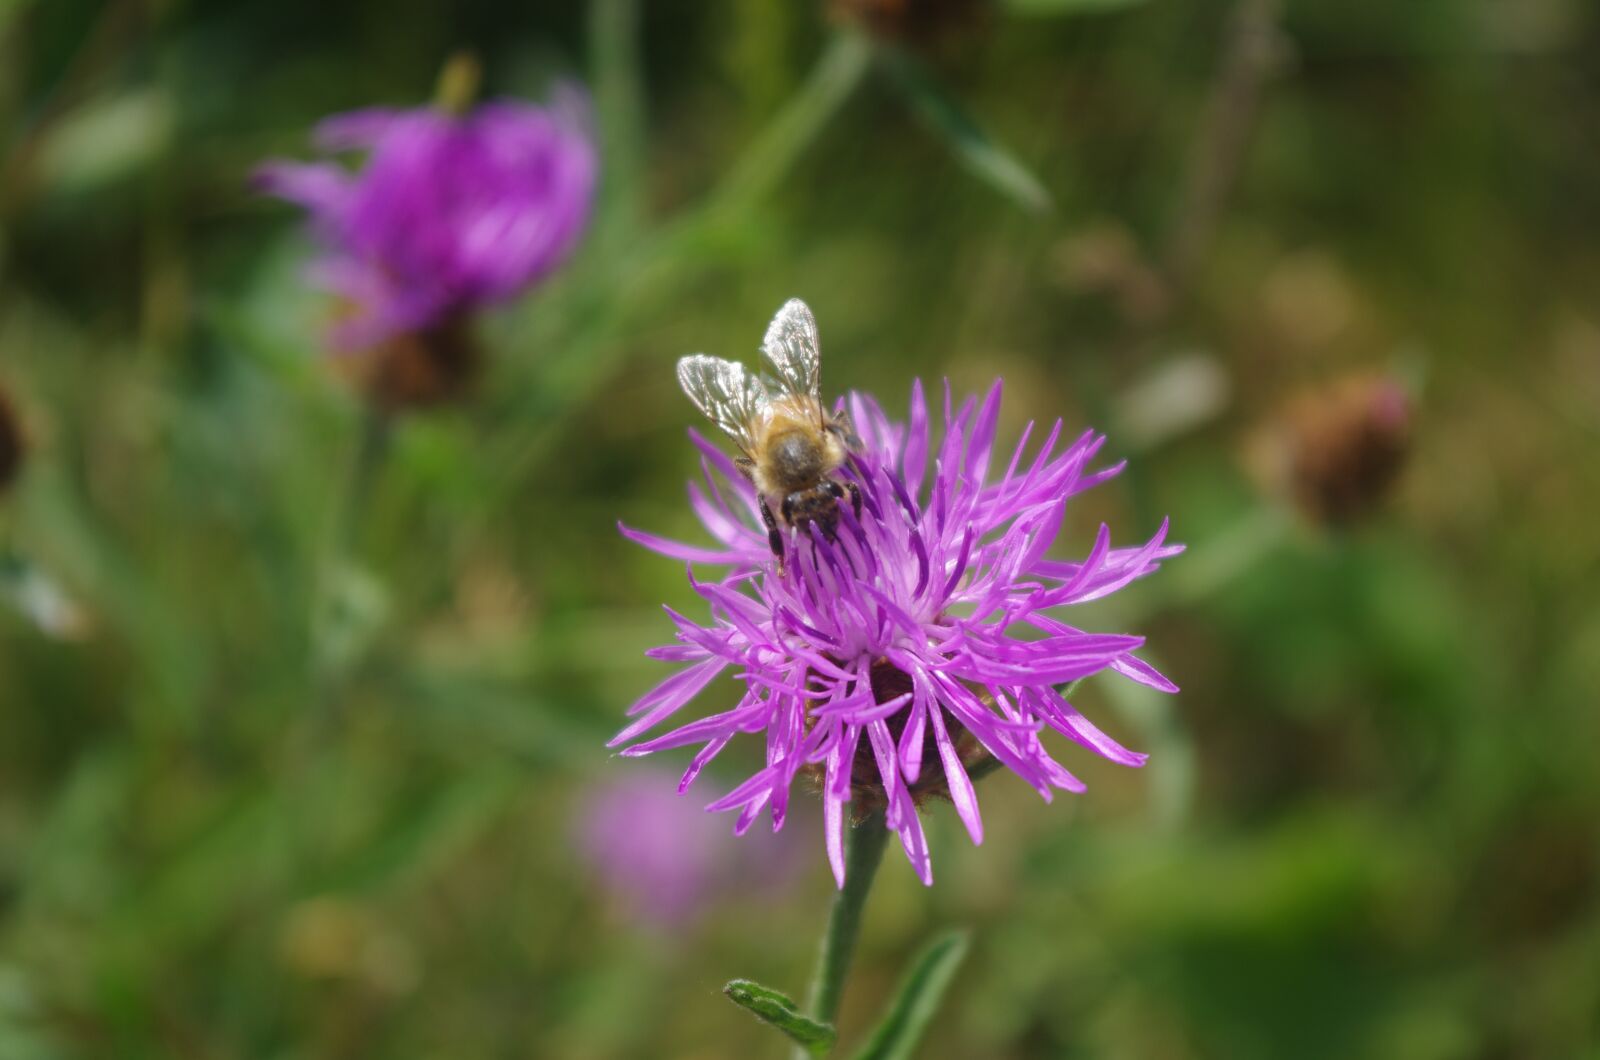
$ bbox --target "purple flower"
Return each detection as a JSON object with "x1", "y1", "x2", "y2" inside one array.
[
  {"x1": 574, "y1": 769, "x2": 806, "y2": 932},
  {"x1": 255, "y1": 88, "x2": 597, "y2": 349},
  {"x1": 614, "y1": 378, "x2": 1181, "y2": 886}
]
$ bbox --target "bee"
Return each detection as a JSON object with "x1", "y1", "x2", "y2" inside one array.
[{"x1": 677, "y1": 298, "x2": 863, "y2": 571}]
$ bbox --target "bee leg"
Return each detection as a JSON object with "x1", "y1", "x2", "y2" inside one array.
[
  {"x1": 827, "y1": 412, "x2": 865, "y2": 454},
  {"x1": 734, "y1": 455, "x2": 757, "y2": 482},
  {"x1": 759, "y1": 495, "x2": 786, "y2": 574},
  {"x1": 807, "y1": 488, "x2": 840, "y2": 543},
  {"x1": 825, "y1": 479, "x2": 863, "y2": 521}
]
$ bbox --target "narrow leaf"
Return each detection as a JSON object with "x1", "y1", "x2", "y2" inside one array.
[
  {"x1": 881, "y1": 50, "x2": 1052, "y2": 214},
  {"x1": 850, "y1": 931, "x2": 972, "y2": 1060},
  {"x1": 723, "y1": 979, "x2": 837, "y2": 1058}
]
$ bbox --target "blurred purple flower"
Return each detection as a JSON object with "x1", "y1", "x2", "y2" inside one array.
[
  {"x1": 614, "y1": 379, "x2": 1181, "y2": 887},
  {"x1": 255, "y1": 88, "x2": 597, "y2": 349},
  {"x1": 575, "y1": 769, "x2": 805, "y2": 932}
]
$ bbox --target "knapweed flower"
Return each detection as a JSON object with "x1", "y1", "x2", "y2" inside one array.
[
  {"x1": 255, "y1": 85, "x2": 596, "y2": 404},
  {"x1": 615, "y1": 379, "x2": 1180, "y2": 886},
  {"x1": 574, "y1": 770, "x2": 806, "y2": 932}
]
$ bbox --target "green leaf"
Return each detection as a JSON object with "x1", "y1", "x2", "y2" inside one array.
[
  {"x1": 723, "y1": 979, "x2": 837, "y2": 1058},
  {"x1": 880, "y1": 50, "x2": 1051, "y2": 214},
  {"x1": 1004, "y1": 0, "x2": 1150, "y2": 15},
  {"x1": 850, "y1": 931, "x2": 972, "y2": 1060}
]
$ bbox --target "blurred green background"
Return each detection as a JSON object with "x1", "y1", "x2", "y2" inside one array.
[{"x1": 3, "y1": 0, "x2": 1599, "y2": 1057}]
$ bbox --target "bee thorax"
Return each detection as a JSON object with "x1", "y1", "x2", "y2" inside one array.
[{"x1": 769, "y1": 431, "x2": 825, "y2": 491}]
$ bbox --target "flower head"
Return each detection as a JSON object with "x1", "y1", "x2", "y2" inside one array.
[
  {"x1": 1251, "y1": 372, "x2": 1412, "y2": 525},
  {"x1": 255, "y1": 87, "x2": 597, "y2": 354},
  {"x1": 615, "y1": 377, "x2": 1180, "y2": 886},
  {"x1": 574, "y1": 769, "x2": 806, "y2": 932}
]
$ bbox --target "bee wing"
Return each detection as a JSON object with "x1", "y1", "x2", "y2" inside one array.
[
  {"x1": 677, "y1": 354, "x2": 769, "y2": 452},
  {"x1": 760, "y1": 298, "x2": 822, "y2": 406}
]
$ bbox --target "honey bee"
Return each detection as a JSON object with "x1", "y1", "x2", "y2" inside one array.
[{"x1": 678, "y1": 298, "x2": 863, "y2": 570}]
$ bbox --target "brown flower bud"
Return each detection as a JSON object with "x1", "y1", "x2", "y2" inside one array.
[
  {"x1": 1256, "y1": 373, "x2": 1411, "y2": 525},
  {"x1": 0, "y1": 388, "x2": 25, "y2": 495},
  {"x1": 343, "y1": 314, "x2": 482, "y2": 411},
  {"x1": 827, "y1": 0, "x2": 991, "y2": 48}
]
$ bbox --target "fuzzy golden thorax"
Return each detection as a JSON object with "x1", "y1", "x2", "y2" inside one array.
[{"x1": 747, "y1": 396, "x2": 849, "y2": 500}]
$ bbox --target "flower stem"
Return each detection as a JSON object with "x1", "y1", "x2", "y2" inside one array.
[
  {"x1": 798, "y1": 812, "x2": 891, "y2": 1056},
  {"x1": 311, "y1": 404, "x2": 391, "y2": 719},
  {"x1": 589, "y1": 0, "x2": 646, "y2": 246},
  {"x1": 338, "y1": 405, "x2": 392, "y2": 553},
  {"x1": 434, "y1": 51, "x2": 482, "y2": 116}
]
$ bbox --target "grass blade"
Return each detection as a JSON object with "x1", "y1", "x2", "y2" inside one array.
[{"x1": 881, "y1": 51, "x2": 1051, "y2": 214}]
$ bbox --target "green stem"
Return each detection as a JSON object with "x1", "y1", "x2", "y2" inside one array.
[
  {"x1": 433, "y1": 51, "x2": 482, "y2": 115},
  {"x1": 799, "y1": 811, "x2": 891, "y2": 1057},
  {"x1": 338, "y1": 405, "x2": 392, "y2": 552},
  {"x1": 311, "y1": 404, "x2": 391, "y2": 714},
  {"x1": 589, "y1": 0, "x2": 646, "y2": 245}
]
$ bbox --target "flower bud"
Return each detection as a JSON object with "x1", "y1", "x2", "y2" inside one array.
[
  {"x1": 0, "y1": 387, "x2": 25, "y2": 495},
  {"x1": 827, "y1": 0, "x2": 991, "y2": 48},
  {"x1": 351, "y1": 314, "x2": 481, "y2": 411},
  {"x1": 1255, "y1": 373, "x2": 1411, "y2": 525}
]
